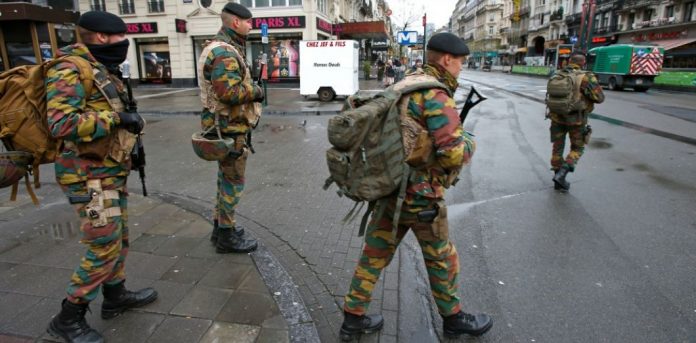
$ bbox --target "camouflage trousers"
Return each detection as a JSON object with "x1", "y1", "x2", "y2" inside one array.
[
  {"x1": 344, "y1": 197, "x2": 462, "y2": 317},
  {"x1": 60, "y1": 176, "x2": 128, "y2": 304},
  {"x1": 550, "y1": 121, "x2": 586, "y2": 171},
  {"x1": 215, "y1": 139, "x2": 249, "y2": 229}
]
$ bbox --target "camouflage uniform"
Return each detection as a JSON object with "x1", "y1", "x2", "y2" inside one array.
[
  {"x1": 549, "y1": 64, "x2": 605, "y2": 171},
  {"x1": 344, "y1": 64, "x2": 476, "y2": 317},
  {"x1": 199, "y1": 27, "x2": 262, "y2": 231},
  {"x1": 46, "y1": 44, "x2": 131, "y2": 304}
]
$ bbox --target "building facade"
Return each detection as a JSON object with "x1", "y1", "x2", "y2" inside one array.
[
  {"x1": 451, "y1": 0, "x2": 696, "y2": 68},
  {"x1": 78, "y1": 0, "x2": 389, "y2": 87}
]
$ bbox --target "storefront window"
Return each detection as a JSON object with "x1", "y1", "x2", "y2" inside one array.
[
  {"x1": 250, "y1": 38, "x2": 300, "y2": 82},
  {"x1": 5, "y1": 22, "x2": 36, "y2": 67},
  {"x1": 138, "y1": 42, "x2": 172, "y2": 84},
  {"x1": 55, "y1": 24, "x2": 78, "y2": 48}
]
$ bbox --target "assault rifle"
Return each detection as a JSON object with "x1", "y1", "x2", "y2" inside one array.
[
  {"x1": 124, "y1": 79, "x2": 148, "y2": 196},
  {"x1": 459, "y1": 86, "x2": 487, "y2": 124}
]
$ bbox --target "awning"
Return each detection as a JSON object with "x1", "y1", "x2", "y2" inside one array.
[
  {"x1": 337, "y1": 21, "x2": 389, "y2": 40},
  {"x1": 654, "y1": 38, "x2": 696, "y2": 51}
]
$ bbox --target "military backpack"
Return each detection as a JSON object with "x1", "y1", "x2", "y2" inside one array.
[
  {"x1": 0, "y1": 56, "x2": 95, "y2": 204},
  {"x1": 546, "y1": 68, "x2": 588, "y2": 115},
  {"x1": 323, "y1": 74, "x2": 449, "y2": 236}
]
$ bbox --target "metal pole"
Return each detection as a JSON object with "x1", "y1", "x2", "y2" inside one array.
[{"x1": 423, "y1": 13, "x2": 427, "y2": 63}]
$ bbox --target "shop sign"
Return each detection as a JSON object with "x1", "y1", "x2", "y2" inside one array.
[
  {"x1": 317, "y1": 18, "x2": 332, "y2": 33},
  {"x1": 592, "y1": 35, "x2": 617, "y2": 44},
  {"x1": 175, "y1": 19, "x2": 187, "y2": 33},
  {"x1": 632, "y1": 30, "x2": 687, "y2": 42},
  {"x1": 372, "y1": 38, "x2": 389, "y2": 50},
  {"x1": 127, "y1": 22, "x2": 158, "y2": 34},
  {"x1": 252, "y1": 16, "x2": 306, "y2": 30}
]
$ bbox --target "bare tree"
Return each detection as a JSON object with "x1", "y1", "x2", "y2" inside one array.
[{"x1": 390, "y1": 0, "x2": 423, "y2": 58}]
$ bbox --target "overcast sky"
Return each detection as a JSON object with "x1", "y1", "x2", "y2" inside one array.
[{"x1": 387, "y1": 0, "x2": 457, "y2": 32}]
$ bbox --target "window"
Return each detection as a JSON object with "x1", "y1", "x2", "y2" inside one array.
[
  {"x1": 241, "y1": 0, "x2": 253, "y2": 6},
  {"x1": 256, "y1": 0, "x2": 269, "y2": 7},
  {"x1": 686, "y1": 2, "x2": 694, "y2": 22},
  {"x1": 489, "y1": 14, "x2": 495, "y2": 22},
  {"x1": 665, "y1": 5, "x2": 674, "y2": 18},
  {"x1": 489, "y1": 26, "x2": 494, "y2": 34},
  {"x1": 272, "y1": 0, "x2": 285, "y2": 6},
  {"x1": 643, "y1": 9, "x2": 652, "y2": 21},
  {"x1": 289, "y1": 0, "x2": 302, "y2": 5},
  {"x1": 148, "y1": 0, "x2": 165, "y2": 13},
  {"x1": 119, "y1": 0, "x2": 135, "y2": 15},
  {"x1": 318, "y1": 0, "x2": 326, "y2": 13},
  {"x1": 90, "y1": 0, "x2": 106, "y2": 11},
  {"x1": 628, "y1": 13, "x2": 635, "y2": 28}
]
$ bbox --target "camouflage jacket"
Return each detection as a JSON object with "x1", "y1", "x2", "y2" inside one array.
[
  {"x1": 46, "y1": 44, "x2": 128, "y2": 185},
  {"x1": 549, "y1": 63, "x2": 605, "y2": 125},
  {"x1": 199, "y1": 27, "x2": 262, "y2": 136},
  {"x1": 403, "y1": 63, "x2": 476, "y2": 211}
]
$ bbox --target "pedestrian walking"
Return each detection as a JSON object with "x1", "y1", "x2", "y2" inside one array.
[
  {"x1": 340, "y1": 32, "x2": 493, "y2": 341},
  {"x1": 383, "y1": 60, "x2": 395, "y2": 86},
  {"x1": 546, "y1": 52, "x2": 605, "y2": 191},
  {"x1": 407, "y1": 58, "x2": 423, "y2": 74},
  {"x1": 197, "y1": 2, "x2": 262, "y2": 253},
  {"x1": 45, "y1": 11, "x2": 157, "y2": 343}
]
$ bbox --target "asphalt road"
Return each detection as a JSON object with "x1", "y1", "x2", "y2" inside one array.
[{"x1": 436, "y1": 70, "x2": 696, "y2": 342}]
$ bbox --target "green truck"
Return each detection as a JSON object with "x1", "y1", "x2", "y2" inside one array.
[{"x1": 587, "y1": 44, "x2": 665, "y2": 92}]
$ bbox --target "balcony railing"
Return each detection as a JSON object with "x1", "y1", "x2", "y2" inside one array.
[
  {"x1": 565, "y1": 13, "x2": 582, "y2": 25},
  {"x1": 148, "y1": 0, "x2": 165, "y2": 13}
]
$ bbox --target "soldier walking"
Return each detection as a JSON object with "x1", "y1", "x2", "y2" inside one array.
[
  {"x1": 340, "y1": 33, "x2": 493, "y2": 341},
  {"x1": 548, "y1": 52, "x2": 605, "y2": 191},
  {"x1": 45, "y1": 11, "x2": 157, "y2": 343},
  {"x1": 197, "y1": 3, "x2": 264, "y2": 253}
]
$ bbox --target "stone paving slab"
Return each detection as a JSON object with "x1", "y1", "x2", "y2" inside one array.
[{"x1": 0, "y1": 185, "x2": 292, "y2": 342}]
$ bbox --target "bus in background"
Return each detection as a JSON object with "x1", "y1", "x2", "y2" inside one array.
[{"x1": 587, "y1": 44, "x2": 665, "y2": 92}]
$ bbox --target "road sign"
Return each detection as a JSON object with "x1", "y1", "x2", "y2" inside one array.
[
  {"x1": 397, "y1": 31, "x2": 419, "y2": 45},
  {"x1": 261, "y1": 23, "x2": 268, "y2": 37},
  {"x1": 262, "y1": 36, "x2": 268, "y2": 44},
  {"x1": 570, "y1": 35, "x2": 578, "y2": 44}
]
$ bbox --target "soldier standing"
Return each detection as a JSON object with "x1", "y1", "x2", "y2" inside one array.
[
  {"x1": 198, "y1": 3, "x2": 263, "y2": 253},
  {"x1": 340, "y1": 32, "x2": 493, "y2": 341},
  {"x1": 45, "y1": 11, "x2": 157, "y2": 343},
  {"x1": 549, "y1": 52, "x2": 605, "y2": 191}
]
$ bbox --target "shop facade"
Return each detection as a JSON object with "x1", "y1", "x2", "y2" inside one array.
[
  {"x1": 0, "y1": 2, "x2": 80, "y2": 72},
  {"x1": 78, "y1": 0, "x2": 341, "y2": 87},
  {"x1": 617, "y1": 23, "x2": 696, "y2": 69}
]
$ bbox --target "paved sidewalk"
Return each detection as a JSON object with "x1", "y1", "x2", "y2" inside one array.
[{"x1": 0, "y1": 182, "x2": 299, "y2": 343}]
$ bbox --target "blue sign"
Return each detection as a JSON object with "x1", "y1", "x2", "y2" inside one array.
[
  {"x1": 261, "y1": 23, "x2": 268, "y2": 37},
  {"x1": 570, "y1": 36, "x2": 578, "y2": 44},
  {"x1": 397, "y1": 31, "x2": 419, "y2": 45}
]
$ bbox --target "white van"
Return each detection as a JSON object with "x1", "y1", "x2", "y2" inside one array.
[{"x1": 299, "y1": 40, "x2": 359, "y2": 102}]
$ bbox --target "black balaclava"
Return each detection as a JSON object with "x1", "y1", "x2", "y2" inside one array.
[{"x1": 87, "y1": 39, "x2": 130, "y2": 73}]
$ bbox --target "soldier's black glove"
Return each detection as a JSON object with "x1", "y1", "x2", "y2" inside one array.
[
  {"x1": 253, "y1": 85, "x2": 265, "y2": 103},
  {"x1": 117, "y1": 111, "x2": 145, "y2": 134}
]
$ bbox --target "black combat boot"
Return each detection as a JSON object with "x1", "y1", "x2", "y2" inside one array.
[
  {"x1": 215, "y1": 227, "x2": 258, "y2": 253},
  {"x1": 101, "y1": 281, "x2": 158, "y2": 319},
  {"x1": 339, "y1": 311, "x2": 384, "y2": 341},
  {"x1": 47, "y1": 299, "x2": 103, "y2": 343},
  {"x1": 443, "y1": 311, "x2": 493, "y2": 338},
  {"x1": 553, "y1": 165, "x2": 571, "y2": 192},
  {"x1": 210, "y1": 220, "x2": 246, "y2": 244}
]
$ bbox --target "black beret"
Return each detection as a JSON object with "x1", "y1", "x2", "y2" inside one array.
[
  {"x1": 222, "y1": 2, "x2": 252, "y2": 19},
  {"x1": 427, "y1": 33, "x2": 470, "y2": 57},
  {"x1": 78, "y1": 11, "x2": 127, "y2": 34}
]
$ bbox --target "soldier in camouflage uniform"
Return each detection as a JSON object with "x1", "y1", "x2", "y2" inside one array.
[
  {"x1": 199, "y1": 2, "x2": 263, "y2": 254},
  {"x1": 340, "y1": 33, "x2": 493, "y2": 341},
  {"x1": 45, "y1": 11, "x2": 157, "y2": 343},
  {"x1": 550, "y1": 52, "x2": 605, "y2": 191}
]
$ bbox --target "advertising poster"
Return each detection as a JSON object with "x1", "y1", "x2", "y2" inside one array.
[
  {"x1": 141, "y1": 51, "x2": 172, "y2": 83},
  {"x1": 252, "y1": 39, "x2": 299, "y2": 82}
]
